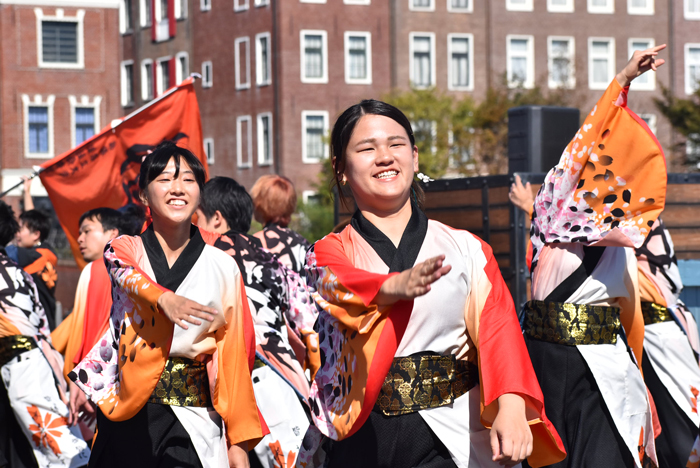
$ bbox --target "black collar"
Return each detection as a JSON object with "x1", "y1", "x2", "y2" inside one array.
[
  {"x1": 350, "y1": 202, "x2": 428, "y2": 273},
  {"x1": 140, "y1": 225, "x2": 206, "y2": 292}
]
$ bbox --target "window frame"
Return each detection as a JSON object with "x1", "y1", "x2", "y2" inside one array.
[
  {"x1": 300, "y1": 29, "x2": 329, "y2": 84},
  {"x1": 202, "y1": 61, "x2": 213, "y2": 88},
  {"x1": 447, "y1": 0, "x2": 473, "y2": 13},
  {"x1": 204, "y1": 137, "x2": 215, "y2": 164},
  {"x1": 409, "y1": 31, "x2": 436, "y2": 89},
  {"x1": 628, "y1": 38, "x2": 655, "y2": 90},
  {"x1": 22, "y1": 94, "x2": 55, "y2": 159},
  {"x1": 639, "y1": 113, "x2": 657, "y2": 135},
  {"x1": 69, "y1": 95, "x2": 101, "y2": 148},
  {"x1": 155, "y1": 56, "x2": 172, "y2": 96},
  {"x1": 235, "y1": 36, "x2": 251, "y2": 90},
  {"x1": 175, "y1": 51, "x2": 189, "y2": 85},
  {"x1": 685, "y1": 0, "x2": 700, "y2": 19},
  {"x1": 175, "y1": 0, "x2": 187, "y2": 20},
  {"x1": 447, "y1": 33, "x2": 474, "y2": 91},
  {"x1": 301, "y1": 110, "x2": 330, "y2": 164},
  {"x1": 121, "y1": 60, "x2": 135, "y2": 107},
  {"x1": 588, "y1": 37, "x2": 616, "y2": 90},
  {"x1": 255, "y1": 0, "x2": 270, "y2": 6},
  {"x1": 409, "y1": 0, "x2": 435, "y2": 11},
  {"x1": 547, "y1": 36, "x2": 575, "y2": 89},
  {"x1": 344, "y1": 31, "x2": 372, "y2": 85},
  {"x1": 587, "y1": 0, "x2": 614, "y2": 13},
  {"x1": 140, "y1": 0, "x2": 152, "y2": 26},
  {"x1": 628, "y1": 0, "x2": 653, "y2": 14},
  {"x1": 236, "y1": 115, "x2": 253, "y2": 168},
  {"x1": 300, "y1": 0, "x2": 326, "y2": 3},
  {"x1": 119, "y1": 0, "x2": 133, "y2": 33},
  {"x1": 547, "y1": 0, "x2": 574, "y2": 12},
  {"x1": 344, "y1": 0, "x2": 370, "y2": 4},
  {"x1": 200, "y1": 0, "x2": 211, "y2": 11},
  {"x1": 256, "y1": 32, "x2": 272, "y2": 86},
  {"x1": 36, "y1": 8, "x2": 85, "y2": 69},
  {"x1": 506, "y1": 34, "x2": 535, "y2": 89},
  {"x1": 234, "y1": 0, "x2": 249, "y2": 11},
  {"x1": 685, "y1": 43, "x2": 700, "y2": 95},
  {"x1": 141, "y1": 58, "x2": 154, "y2": 101},
  {"x1": 257, "y1": 112, "x2": 273, "y2": 166},
  {"x1": 506, "y1": 0, "x2": 534, "y2": 12}
]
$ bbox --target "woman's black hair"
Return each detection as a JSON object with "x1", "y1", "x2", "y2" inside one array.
[
  {"x1": 199, "y1": 177, "x2": 253, "y2": 233},
  {"x1": 330, "y1": 99, "x2": 424, "y2": 209},
  {"x1": 0, "y1": 201, "x2": 19, "y2": 246},
  {"x1": 138, "y1": 141, "x2": 206, "y2": 192}
]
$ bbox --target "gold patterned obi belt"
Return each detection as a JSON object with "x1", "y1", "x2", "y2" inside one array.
[
  {"x1": 522, "y1": 300, "x2": 621, "y2": 346},
  {"x1": 148, "y1": 357, "x2": 211, "y2": 408},
  {"x1": 641, "y1": 302, "x2": 674, "y2": 326},
  {"x1": 0, "y1": 335, "x2": 38, "y2": 368},
  {"x1": 374, "y1": 353, "x2": 478, "y2": 416}
]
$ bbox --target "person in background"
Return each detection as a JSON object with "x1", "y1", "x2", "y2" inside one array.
[
  {"x1": 250, "y1": 175, "x2": 310, "y2": 274},
  {"x1": 117, "y1": 203, "x2": 147, "y2": 237},
  {"x1": 196, "y1": 177, "x2": 318, "y2": 468},
  {"x1": 0, "y1": 200, "x2": 90, "y2": 468}
]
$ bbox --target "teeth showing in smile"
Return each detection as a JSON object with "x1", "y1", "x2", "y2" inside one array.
[
  {"x1": 168, "y1": 200, "x2": 186, "y2": 206},
  {"x1": 375, "y1": 170, "x2": 397, "y2": 179}
]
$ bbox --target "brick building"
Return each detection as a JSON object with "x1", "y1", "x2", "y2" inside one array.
[
  {"x1": 0, "y1": 0, "x2": 122, "y2": 209},
  {"x1": 119, "y1": 0, "x2": 700, "y2": 194}
]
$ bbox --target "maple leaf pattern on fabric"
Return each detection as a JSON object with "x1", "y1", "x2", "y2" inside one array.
[{"x1": 26, "y1": 404, "x2": 68, "y2": 456}]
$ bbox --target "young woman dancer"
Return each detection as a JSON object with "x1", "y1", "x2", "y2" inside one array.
[
  {"x1": 70, "y1": 142, "x2": 265, "y2": 468},
  {"x1": 297, "y1": 100, "x2": 565, "y2": 468},
  {"x1": 521, "y1": 46, "x2": 668, "y2": 467}
]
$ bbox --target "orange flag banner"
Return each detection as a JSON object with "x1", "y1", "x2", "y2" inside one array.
[{"x1": 39, "y1": 77, "x2": 207, "y2": 268}]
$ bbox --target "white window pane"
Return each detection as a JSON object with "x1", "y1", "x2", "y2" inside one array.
[
  {"x1": 632, "y1": 0, "x2": 646, "y2": 7},
  {"x1": 304, "y1": 35, "x2": 323, "y2": 78},
  {"x1": 551, "y1": 0, "x2": 567, "y2": 4},
  {"x1": 592, "y1": 0, "x2": 607, "y2": 5},
  {"x1": 306, "y1": 115, "x2": 325, "y2": 160},
  {"x1": 552, "y1": 40, "x2": 569, "y2": 54},
  {"x1": 413, "y1": 0, "x2": 430, "y2": 6},
  {"x1": 348, "y1": 36, "x2": 367, "y2": 79},
  {"x1": 451, "y1": 38, "x2": 470, "y2": 87},
  {"x1": 510, "y1": 39, "x2": 528, "y2": 53},
  {"x1": 592, "y1": 41, "x2": 609, "y2": 54},
  {"x1": 593, "y1": 58, "x2": 609, "y2": 82},
  {"x1": 690, "y1": 47, "x2": 700, "y2": 61},
  {"x1": 691, "y1": 0, "x2": 700, "y2": 12},
  {"x1": 451, "y1": 0, "x2": 469, "y2": 7},
  {"x1": 631, "y1": 41, "x2": 650, "y2": 51},
  {"x1": 412, "y1": 37, "x2": 432, "y2": 87},
  {"x1": 552, "y1": 57, "x2": 570, "y2": 82},
  {"x1": 413, "y1": 37, "x2": 430, "y2": 53}
]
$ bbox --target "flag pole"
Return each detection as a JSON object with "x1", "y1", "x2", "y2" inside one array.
[{"x1": 0, "y1": 74, "x2": 202, "y2": 199}]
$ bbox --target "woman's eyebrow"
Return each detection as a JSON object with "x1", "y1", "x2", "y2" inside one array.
[{"x1": 354, "y1": 135, "x2": 407, "y2": 146}]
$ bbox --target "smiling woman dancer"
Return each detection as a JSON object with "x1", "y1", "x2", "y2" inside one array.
[
  {"x1": 70, "y1": 141, "x2": 265, "y2": 468},
  {"x1": 297, "y1": 101, "x2": 565, "y2": 468}
]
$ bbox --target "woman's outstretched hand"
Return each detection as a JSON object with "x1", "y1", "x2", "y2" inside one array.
[
  {"x1": 157, "y1": 291, "x2": 218, "y2": 329},
  {"x1": 616, "y1": 43, "x2": 666, "y2": 88},
  {"x1": 490, "y1": 394, "x2": 533, "y2": 466},
  {"x1": 375, "y1": 255, "x2": 452, "y2": 304}
]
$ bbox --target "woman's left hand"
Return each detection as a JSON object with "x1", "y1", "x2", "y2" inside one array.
[
  {"x1": 616, "y1": 44, "x2": 666, "y2": 88},
  {"x1": 490, "y1": 394, "x2": 533, "y2": 466},
  {"x1": 228, "y1": 441, "x2": 250, "y2": 468}
]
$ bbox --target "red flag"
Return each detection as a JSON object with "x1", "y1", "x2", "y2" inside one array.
[{"x1": 39, "y1": 77, "x2": 207, "y2": 268}]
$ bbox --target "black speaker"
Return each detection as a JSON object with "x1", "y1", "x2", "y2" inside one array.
[{"x1": 507, "y1": 106, "x2": 580, "y2": 174}]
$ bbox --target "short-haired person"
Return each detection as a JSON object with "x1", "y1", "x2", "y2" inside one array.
[
  {"x1": 0, "y1": 201, "x2": 91, "y2": 468},
  {"x1": 250, "y1": 175, "x2": 310, "y2": 274},
  {"x1": 197, "y1": 177, "x2": 318, "y2": 467},
  {"x1": 71, "y1": 141, "x2": 264, "y2": 468},
  {"x1": 6, "y1": 209, "x2": 59, "y2": 330},
  {"x1": 296, "y1": 99, "x2": 565, "y2": 468}
]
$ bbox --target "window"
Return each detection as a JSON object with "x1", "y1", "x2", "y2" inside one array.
[
  {"x1": 409, "y1": 33, "x2": 435, "y2": 88},
  {"x1": 257, "y1": 113, "x2": 273, "y2": 165},
  {"x1": 302, "y1": 190, "x2": 323, "y2": 204},
  {"x1": 548, "y1": 0, "x2": 574, "y2": 12},
  {"x1": 686, "y1": 44, "x2": 700, "y2": 94},
  {"x1": 156, "y1": 57, "x2": 172, "y2": 95},
  {"x1": 235, "y1": 37, "x2": 251, "y2": 89},
  {"x1": 255, "y1": 0, "x2": 270, "y2": 5},
  {"x1": 448, "y1": 34, "x2": 474, "y2": 90},
  {"x1": 344, "y1": 0, "x2": 370, "y2": 4},
  {"x1": 29, "y1": 107, "x2": 49, "y2": 154},
  {"x1": 175, "y1": 52, "x2": 189, "y2": 84},
  {"x1": 74, "y1": 108, "x2": 95, "y2": 145},
  {"x1": 414, "y1": 120, "x2": 438, "y2": 154},
  {"x1": 202, "y1": 61, "x2": 213, "y2": 88},
  {"x1": 448, "y1": 0, "x2": 472, "y2": 12},
  {"x1": 506, "y1": 0, "x2": 533, "y2": 11},
  {"x1": 153, "y1": 0, "x2": 170, "y2": 41},
  {"x1": 234, "y1": 0, "x2": 248, "y2": 11},
  {"x1": 302, "y1": 111, "x2": 329, "y2": 163},
  {"x1": 410, "y1": 0, "x2": 435, "y2": 10},
  {"x1": 589, "y1": 38, "x2": 615, "y2": 89},
  {"x1": 142, "y1": 59, "x2": 154, "y2": 100},
  {"x1": 628, "y1": 0, "x2": 653, "y2": 14},
  {"x1": 22, "y1": 94, "x2": 55, "y2": 159},
  {"x1": 256, "y1": 32, "x2": 272, "y2": 86},
  {"x1": 588, "y1": 0, "x2": 614, "y2": 13},
  {"x1": 121, "y1": 60, "x2": 134, "y2": 106},
  {"x1": 300, "y1": 0, "x2": 326, "y2": 3},
  {"x1": 507, "y1": 35, "x2": 534, "y2": 88},
  {"x1": 201, "y1": 0, "x2": 211, "y2": 11},
  {"x1": 687, "y1": 134, "x2": 700, "y2": 162},
  {"x1": 344, "y1": 32, "x2": 372, "y2": 84},
  {"x1": 236, "y1": 116, "x2": 252, "y2": 168},
  {"x1": 628, "y1": 39, "x2": 655, "y2": 90},
  {"x1": 175, "y1": 0, "x2": 186, "y2": 19},
  {"x1": 120, "y1": 0, "x2": 132, "y2": 33},
  {"x1": 639, "y1": 114, "x2": 657, "y2": 134},
  {"x1": 300, "y1": 30, "x2": 328, "y2": 84},
  {"x1": 686, "y1": 0, "x2": 700, "y2": 18},
  {"x1": 548, "y1": 36, "x2": 575, "y2": 88},
  {"x1": 37, "y1": 9, "x2": 85, "y2": 69},
  {"x1": 204, "y1": 138, "x2": 214, "y2": 164},
  {"x1": 159, "y1": 0, "x2": 168, "y2": 20},
  {"x1": 140, "y1": 0, "x2": 152, "y2": 26}
]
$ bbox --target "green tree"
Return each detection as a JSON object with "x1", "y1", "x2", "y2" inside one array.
[{"x1": 654, "y1": 84, "x2": 700, "y2": 170}]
